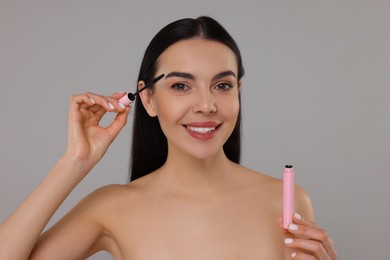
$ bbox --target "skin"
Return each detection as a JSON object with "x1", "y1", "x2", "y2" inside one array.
[{"x1": 0, "y1": 39, "x2": 337, "y2": 259}]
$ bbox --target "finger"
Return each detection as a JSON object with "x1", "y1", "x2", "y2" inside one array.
[
  {"x1": 89, "y1": 99, "x2": 125, "y2": 124},
  {"x1": 105, "y1": 106, "x2": 131, "y2": 140},
  {"x1": 105, "y1": 95, "x2": 127, "y2": 111},
  {"x1": 290, "y1": 251, "x2": 320, "y2": 259},
  {"x1": 91, "y1": 105, "x2": 108, "y2": 120},
  {"x1": 328, "y1": 239, "x2": 338, "y2": 259},
  {"x1": 288, "y1": 223, "x2": 332, "y2": 248},
  {"x1": 287, "y1": 224, "x2": 335, "y2": 259},
  {"x1": 79, "y1": 100, "x2": 106, "y2": 120},
  {"x1": 284, "y1": 248, "x2": 300, "y2": 259},
  {"x1": 89, "y1": 93, "x2": 124, "y2": 113},
  {"x1": 291, "y1": 213, "x2": 336, "y2": 257},
  {"x1": 88, "y1": 104, "x2": 105, "y2": 114},
  {"x1": 284, "y1": 237, "x2": 328, "y2": 259},
  {"x1": 85, "y1": 92, "x2": 125, "y2": 112},
  {"x1": 110, "y1": 91, "x2": 127, "y2": 100},
  {"x1": 69, "y1": 94, "x2": 97, "y2": 121},
  {"x1": 70, "y1": 93, "x2": 96, "y2": 110},
  {"x1": 293, "y1": 212, "x2": 316, "y2": 227}
]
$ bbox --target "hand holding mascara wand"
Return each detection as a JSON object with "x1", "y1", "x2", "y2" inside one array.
[{"x1": 119, "y1": 74, "x2": 165, "y2": 106}]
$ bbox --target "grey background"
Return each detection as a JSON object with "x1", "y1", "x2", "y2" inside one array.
[{"x1": 1, "y1": 0, "x2": 389, "y2": 259}]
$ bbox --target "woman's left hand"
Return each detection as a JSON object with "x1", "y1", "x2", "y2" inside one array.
[{"x1": 282, "y1": 213, "x2": 337, "y2": 259}]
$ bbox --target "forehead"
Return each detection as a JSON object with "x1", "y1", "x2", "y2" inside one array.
[{"x1": 156, "y1": 39, "x2": 238, "y2": 75}]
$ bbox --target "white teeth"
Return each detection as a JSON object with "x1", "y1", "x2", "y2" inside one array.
[{"x1": 186, "y1": 126, "x2": 216, "y2": 133}]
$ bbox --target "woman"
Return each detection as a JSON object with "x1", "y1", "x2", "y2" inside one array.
[{"x1": 0, "y1": 16, "x2": 337, "y2": 259}]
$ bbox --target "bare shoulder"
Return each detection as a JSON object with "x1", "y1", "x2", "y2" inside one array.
[
  {"x1": 83, "y1": 172, "x2": 163, "y2": 213},
  {"x1": 81, "y1": 182, "x2": 145, "y2": 212},
  {"x1": 232, "y1": 163, "x2": 314, "y2": 219},
  {"x1": 294, "y1": 184, "x2": 315, "y2": 221},
  {"x1": 30, "y1": 184, "x2": 145, "y2": 259},
  {"x1": 231, "y1": 163, "x2": 282, "y2": 192}
]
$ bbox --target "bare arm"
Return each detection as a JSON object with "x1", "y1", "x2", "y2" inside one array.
[
  {"x1": 30, "y1": 184, "x2": 124, "y2": 259},
  {"x1": 0, "y1": 92, "x2": 130, "y2": 259},
  {"x1": 0, "y1": 156, "x2": 96, "y2": 259}
]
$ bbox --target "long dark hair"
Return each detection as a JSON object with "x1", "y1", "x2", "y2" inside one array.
[{"x1": 130, "y1": 16, "x2": 245, "y2": 182}]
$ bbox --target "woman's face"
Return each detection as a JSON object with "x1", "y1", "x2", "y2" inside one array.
[{"x1": 140, "y1": 39, "x2": 241, "y2": 160}]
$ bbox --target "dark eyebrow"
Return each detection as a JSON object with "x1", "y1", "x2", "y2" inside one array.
[
  {"x1": 165, "y1": 72, "x2": 195, "y2": 80},
  {"x1": 165, "y1": 70, "x2": 236, "y2": 81},
  {"x1": 212, "y1": 70, "x2": 236, "y2": 81}
]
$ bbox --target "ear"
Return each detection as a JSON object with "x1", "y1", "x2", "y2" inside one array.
[
  {"x1": 138, "y1": 81, "x2": 158, "y2": 117},
  {"x1": 238, "y1": 80, "x2": 242, "y2": 93}
]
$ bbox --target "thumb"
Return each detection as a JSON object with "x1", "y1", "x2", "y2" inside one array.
[{"x1": 106, "y1": 107, "x2": 131, "y2": 140}]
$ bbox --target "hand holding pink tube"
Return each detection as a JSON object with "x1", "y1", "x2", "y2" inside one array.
[{"x1": 283, "y1": 165, "x2": 294, "y2": 229}]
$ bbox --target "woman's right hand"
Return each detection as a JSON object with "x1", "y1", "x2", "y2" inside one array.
[
  {"x1": 65, "y1": 92, "x2": 130, "y2": 169},
  {"x1": 0, "y1": 92, "x2": 130, "y2": 260}
]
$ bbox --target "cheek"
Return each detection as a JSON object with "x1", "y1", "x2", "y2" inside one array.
[
  {"x1": 218, "y1": 96, "x2": 240, "y2": 119},
  {"x1": 154, "y1": 96, "x2": 187, "y2": 124}
]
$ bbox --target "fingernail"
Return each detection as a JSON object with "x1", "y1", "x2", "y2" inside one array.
[
  {"x1": 294, "y1": 212, "x2": 302, "y2": 220},
  {"x1": 291, "y1": 252, "x2": 297, "y2": 258},
  {"x1": 89, "y1": 97, "x2": 96, "y2": 104},
  {"x1": 119, "y1": 102, "x2": 126, "y2": 109},
  {"x1": 108, "y1": 102, "x2": 115, "y2": 110},
  {"x1": 288, "y1": 224, "x2": 298, "y2": 231},
  {"x1": 284, "y1": 238, "x2": 294, "y2": 244}
]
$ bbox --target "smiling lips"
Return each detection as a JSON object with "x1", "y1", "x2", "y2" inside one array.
[
  {"x1": 186, "y1": 126, "x2": 216, "y2": 133},
  {"x1": 183, "y1": 122, "x2": 221, "y2": 140}
]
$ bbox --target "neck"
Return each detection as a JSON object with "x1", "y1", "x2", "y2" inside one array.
[{"x1": 157, "y1": 147, "x2": 235, "y2": 194}]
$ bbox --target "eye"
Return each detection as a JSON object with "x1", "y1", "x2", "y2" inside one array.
[
  {"x1": 171, "y1": 83, "x2": 189, "y2": 92},
  {"x1": 215, "y1": 82, "x2": 233, "y2": 91}
]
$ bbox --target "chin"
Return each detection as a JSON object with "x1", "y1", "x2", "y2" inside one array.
[{"x1": 186, "y1": 146, "x2": 225, "y2": 161}]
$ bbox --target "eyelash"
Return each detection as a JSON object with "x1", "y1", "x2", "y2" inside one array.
[
  {"x1": 171, "y1": 83, "x2": 188, "y2": 92},
  {"x1": 170, "y1": 82, "x2": 234, "y2": 92},
  {"x1": 215, "y1": 82, "x2": 233, "y2": 91}
]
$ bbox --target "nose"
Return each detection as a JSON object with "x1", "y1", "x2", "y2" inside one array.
[{"x1": 192, "y1": 88, "x2": 217, "y2": 114}]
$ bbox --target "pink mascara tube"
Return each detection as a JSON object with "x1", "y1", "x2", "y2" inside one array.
[{"x1": 283, "y1": 165, "x2": 295, "y2": 229}]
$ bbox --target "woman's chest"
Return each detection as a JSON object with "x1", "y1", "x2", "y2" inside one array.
[{"x1": 106, "y1": 191, "x2": 285, "y2": 259}]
